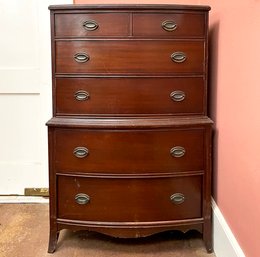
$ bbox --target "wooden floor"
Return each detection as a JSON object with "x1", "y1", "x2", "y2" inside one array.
[{"x1": 0, "y1": 204, "x2": 216, "y2": 257}]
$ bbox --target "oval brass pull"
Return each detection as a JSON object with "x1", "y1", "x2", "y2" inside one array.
[
  {"x1": 73, "y1": 147, "x2": 89, "y2": 158},
  {"x1": 83, "y1": 20, "x2": 99, "y2": 31},
  {"x1": 170, "y1": 193, "x2": 185, "y2": 204},
  {"x1": 170, "y1": 91, "x2": 185, "y2": 102},
  {"x1": 170, "y1": 146, "x2": 185, "y2": 158},
  {"x1": 162, "y1": 20, "x2": 177, "y2": 32},
  {"x1": 74, "y1": 90, "x2": 90, "y2": 101},
  {"x1": 171, "y1": 52, "x2": 187, "y2": 63},
  {"x1": 74, "y1": 53, "x2": 90, "y2": 63},
  {"x1": 75, "y1": 193, "x2": 90, "y2": 205}
]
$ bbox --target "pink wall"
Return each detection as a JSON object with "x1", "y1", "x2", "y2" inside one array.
[
  {"x1": 207, "y1": 2, "x2": 260, "y2": 257},
  {"x1": 75, "y1": 1, "x2": 260, "y2": 256}
]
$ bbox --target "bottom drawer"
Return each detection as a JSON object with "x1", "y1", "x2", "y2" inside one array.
[{"x1": 57, "y1": 175, "x2": 202, "y2": 222}]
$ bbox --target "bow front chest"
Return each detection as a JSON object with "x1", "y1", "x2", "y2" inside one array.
[{"x1": 47, "y1": 4, "x2": 213, "y2": 253}]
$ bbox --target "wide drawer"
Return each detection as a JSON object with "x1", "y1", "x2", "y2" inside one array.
[
  {"x1": 57, "y1": 175, "x2": 202, "y2": 221},
  {"x1": 133, "y1": 13, "x2": 205, "y2": 38},
  {"x1": 54, "y1": 13, "x2": 130, "y2": 37},
  {"x1": 55, "y1": 40, "x2": 204, "y2": 74},
  {"x1": 55, "y1": 77, "x2": 205, "y2": 116},
  {"x1": 54, "y1": 128, "x2": 205, "y2": 173}
]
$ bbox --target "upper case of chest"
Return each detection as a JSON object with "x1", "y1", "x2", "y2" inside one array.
[{"x1": 52, "y1": 6, "x2": 208, "y2": 117}]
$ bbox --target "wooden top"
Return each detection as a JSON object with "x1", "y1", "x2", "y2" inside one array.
[{"x1": 49, "y1": 4, "x2": 211, "y2": 11}]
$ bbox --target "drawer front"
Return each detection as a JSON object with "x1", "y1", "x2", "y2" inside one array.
[
  {"x1": 133, "y1": 13, "x2": 205, "y2": 38},
  {"x1": 54, "y1": 129, "x2": 205, "y2": 173},
  {"x1": 55, "y1": 77, "x2": 205, "y2": 116},
  {"x1": 55, "y1": 40, "x2": 204, "y2": 74},
  {"x1": 54, "y1": 13, "x2": 130, "y2": 37},
  {"x1": 57, "y1": 175, "x2": 202, "y2": 221}
]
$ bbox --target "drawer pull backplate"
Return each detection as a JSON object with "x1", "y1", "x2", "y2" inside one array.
[
  {"x1": 171, "y1": 52, "x2": 187, "y2": 63},
  {"x1": 74, "y1": 90, "x2": 90, "y2": 101},
  {"x1": 83, "y1": 20, "x2": 99, "y2": 31},
  {"x1": 170, "y1": 193, "x2": 185, "y2": 204},
  {"x1": 75, "y1": 193, "x2": 90, "y2": 205},
  {"x1": 74, "y1": 53, "x2": 90, "y2": 63},
  {"x1": 162, "y1": 20, "x2": 177, "y2": 32},
  {"x1": 170, "y1": 90, "x2": 185, "y2": 102},
  {"x1": 73, "y1": 147, "x2": 89, "y2": 158},
  {"x1": 170, "y1": 146, "x2": 186, "y2": 158}
]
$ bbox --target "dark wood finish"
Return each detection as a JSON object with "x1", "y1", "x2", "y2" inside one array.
[
  {"x1": 48, "y1": 4, "x2": 211, "y2": 11},
  {"x1": 54, "y1": 128, "x2": 205, "y2": 173},
  {"x1": 55, "y1": 13, "x2": 130, "y2": 37},
  {"x1": 203, "y1": 125, "x2": 213, "y2": 253},
  {"x1": 55, "y1": 77, "x2": 205, "y2": 116},
  {"x1": 57, "y1": 175, "x2": 202, "y2": 221},
  {"x1": 47, "y1": 4, "x2": 212, "y2": 254},
  {"x1": 133, "y1": 13, "x2": 205, "y2": 38},
  {"x1": 47, "y1": 116, "x2": 213, "y2": 129},
  {"x1": 55, "y1": 40, "x2": 204, "y2": 74},
  {"x1": 57, "y1": 220, "x2": 204, "y2": 238}
]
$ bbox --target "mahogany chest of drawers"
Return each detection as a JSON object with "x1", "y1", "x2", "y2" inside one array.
[{"x1": 46, "y1": 4, "x2": 213, "y2": 253}]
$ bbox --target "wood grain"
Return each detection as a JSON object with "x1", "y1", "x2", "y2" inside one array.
[{"x1": 55, "y1": 77, "x2": 206, "y2": 116}]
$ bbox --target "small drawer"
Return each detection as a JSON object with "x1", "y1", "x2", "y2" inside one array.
[
  {"x1": 55, "y1": 40, "x2": 204, "y2": 74},
  {"x1": 54, "y1": 13, "x2": 130, "y2": 37},
  {"x1": 54, "y1": 128, "x2": 205, "y2": 173},
  {"x1": 55, "y1": 77, "x2": 205, "y2": 116},
  {"x1": 57, "y1": 175, "x2": 202, "y2": 221},
  {"x1": 133, "y1": 13, "x2": 205, "y2": 38}
]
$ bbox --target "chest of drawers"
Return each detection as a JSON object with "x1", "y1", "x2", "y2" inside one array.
[{"x1": 46, "y1": 4, "x2": 213, "y2": 253}]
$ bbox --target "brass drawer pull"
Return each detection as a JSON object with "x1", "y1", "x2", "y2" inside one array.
[
  {"x1": 170, "y1": 91, "x2": 185, "y2": 102},
  {"x1": 75, "y1": 193, "x2": 90, "y2": 205},
  {"x1": 170, "y1": 146, "x2": 185, "y2": 158},
  {"x1": 170, "y1": 193, "x2": 185, "y2": 204},
  {"x1": 171, "y1": 52, "x2": 186, "y2": 63},
  {"x1": 162, "y1": 20, "x2": 177, "y2": 32},
  {"x1": 74, "y1": 53, "x2": 90, "y2": 63},
  {"x1": 73, "y1": 147, "x2": 89, "y2": 158},
  {"x1": 83, "y1": 20, "x2": 99, "y2": 31},
  {"x1": 74, "y1": 90, "x2": 90, "y2": 101}
]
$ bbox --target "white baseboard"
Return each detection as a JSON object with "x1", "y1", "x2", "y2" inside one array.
[
  {"x1": 212, "y1": 199, "x2": 246, "y2": 257},
  {"x1": 0, "y1": 196, "x2": 49, "y2": 203}
]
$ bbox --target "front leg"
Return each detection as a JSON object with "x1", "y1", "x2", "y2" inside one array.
[{"x1": 48, "y1": 228, "x2": 60, "y2": 253}]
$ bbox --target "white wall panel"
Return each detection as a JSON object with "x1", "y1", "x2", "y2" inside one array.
[
  {"x1": 0, "y1": 0, "x2": 73, "y2": 195},
  {"x1": 0, "y1": 1, "x2": 38, "y2": 68}
]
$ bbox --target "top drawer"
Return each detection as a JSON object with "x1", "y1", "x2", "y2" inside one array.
[
  {"x1": 54, "y1": 13, "x2": 130, "y2": 37},
  {"x1": 133, "y1": 13, "x2": 205, "y2": 38},
  {"x1": 53, "y1": 12, "x2": 206, "y2": 38}
]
